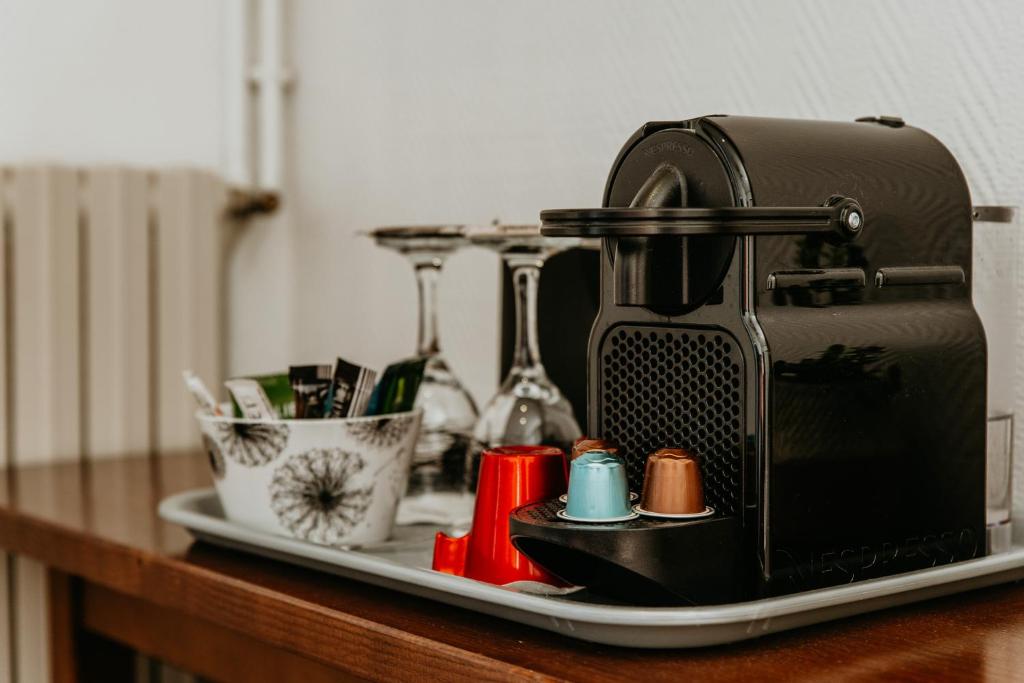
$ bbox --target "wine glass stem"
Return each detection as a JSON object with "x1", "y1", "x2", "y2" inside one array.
[
  {"x1": 415, "y1": 264, "x2": 441, "y2": 357},
  {"x1": 511, "y1": 264, "x2": 544, "y2": 373}
]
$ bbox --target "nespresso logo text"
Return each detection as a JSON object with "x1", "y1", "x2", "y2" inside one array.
[
  {"x1": 773, "y1": 528, "x2": 979, "y2": 586},
  {"x1": 642, "y1": 141, "x2": 694, "y2": 157}
]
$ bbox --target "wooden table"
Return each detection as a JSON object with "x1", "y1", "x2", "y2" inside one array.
[{"x1": 0, "y1": 453, "x2": 1022, "y2": 682}]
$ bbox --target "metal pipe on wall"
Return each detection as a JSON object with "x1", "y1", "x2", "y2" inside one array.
[
  {"x1": 257, "y1": 0, "x2": 286, "y2": 192},
  {"x1": 223, "y1": 0, "x2": 252, "y2": 188},
  {"x1": 223, "y1": 0, "x2": 289, "y2": 194}
]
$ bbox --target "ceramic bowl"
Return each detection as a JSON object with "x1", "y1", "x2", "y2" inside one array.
[{"x1": 196, "y1": 408, "x2": 421, "y2": 547}]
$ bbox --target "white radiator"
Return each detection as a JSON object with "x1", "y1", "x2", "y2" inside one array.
[{"x1": 0, "y1": 165, "x2": 228, "y2": 682}]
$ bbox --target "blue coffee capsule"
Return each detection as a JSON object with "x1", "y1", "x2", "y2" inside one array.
[{"x1": 558, "y1": 449, "x2": 638, "y2": 523}]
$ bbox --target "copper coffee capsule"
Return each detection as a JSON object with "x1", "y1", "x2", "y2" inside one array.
[
  {"x1": 637, "y1": 448, "x2": 713, "y2": 518},
  {"x1": 571, "y1": 437, "x2": 619, "y2": 461}
]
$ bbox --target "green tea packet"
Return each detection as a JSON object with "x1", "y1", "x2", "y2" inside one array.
[
  {"x1": 230, "y1": 372, "x2": 294, "y2": 418},
  {"x1": 365, "y1": 356, "x2": 428, "y2": 416}
]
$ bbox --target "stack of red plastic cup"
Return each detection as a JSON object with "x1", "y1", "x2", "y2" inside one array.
[{"x1": 433, "y1": 445, "x2": 567, "y2": 585}]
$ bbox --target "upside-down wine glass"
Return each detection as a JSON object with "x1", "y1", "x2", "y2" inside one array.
[
  {"x1": 467, "y1": 225, "x2": 583, "y2": 488},
  {"x1": 370, "y1": 226, "x2": 479, "y2": 526}
]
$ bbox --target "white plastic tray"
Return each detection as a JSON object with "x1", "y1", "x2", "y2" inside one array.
[{"x1": 159, "y1": 488, "x2": 1024, "y2": 648}]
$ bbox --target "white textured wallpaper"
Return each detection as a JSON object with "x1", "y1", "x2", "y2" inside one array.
[
  {"x1": 0, "y1": 0, "x2": 223, "y2": 167},
  {"x1": 288, "y1": 0, "x2": 1024, "y2": 516}
]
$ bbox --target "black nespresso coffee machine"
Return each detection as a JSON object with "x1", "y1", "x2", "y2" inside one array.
[{"x1": 510, "y1": 115, "x2": 989, "y2": 605}]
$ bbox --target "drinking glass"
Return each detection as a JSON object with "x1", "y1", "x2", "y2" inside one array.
[
  {"x1": 467, "y1": 225, "x2": 583, "y2": 489},
  {"x1": 987, "y1": 413, "x2": 1014, "y2": 553},
  {"x1": 973, "y1": 205, "x2": 1019, "y2": 553},
  {"x1": 371, "y1": 226, "x2": 478, "y2": 525}
]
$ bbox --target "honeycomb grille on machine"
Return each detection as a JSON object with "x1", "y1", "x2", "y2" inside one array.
[{"x1": 599, "y1": 326, "x2": 744, "y2": 516}]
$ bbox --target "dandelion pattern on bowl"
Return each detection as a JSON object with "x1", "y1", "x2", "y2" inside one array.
[
  {"x1": 196, "y1": 409, "x2": 421, "y2": 547},
  {"x1": 269, "y1": 448, "x2": 375, "y2": 546},
  {"x1": 387, "y1": 444, "x2": 414, "y2": 500},
  {"x1": 202, "y1": 433, "x2": 226, "y2": 480},
  {"x1": 345, "y1": 414, "x2": 415, "y2": 448},
  {"x1": 216, "y1": 421, "x2": 289, "y2": 467}
]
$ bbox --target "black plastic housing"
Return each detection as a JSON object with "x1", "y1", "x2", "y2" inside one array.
[
  {"x1": 511, "y1": 501, "x2": 742, "y2": 605},
  {"x1": 515, "y1": 115, "x2": 987, "y2": 604}
]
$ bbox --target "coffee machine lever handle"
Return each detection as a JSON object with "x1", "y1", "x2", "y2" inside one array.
[
  {"x1": 540, "y1": 196, "x2": 864, "y2": 241},
  {"x1": 972, "y1": 205, "x2": 1017, "y2": 223}
]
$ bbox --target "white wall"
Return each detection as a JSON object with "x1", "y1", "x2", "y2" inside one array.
[
  {"x1": 288, "y1": 0, "x2": 1024, "y2": 501},
  {"x1": 0, "y1": 0, "x2": 1022, "y2": 505},
  {"x1": 0, "y1": 0, "x2": 222, "y2": 167}
]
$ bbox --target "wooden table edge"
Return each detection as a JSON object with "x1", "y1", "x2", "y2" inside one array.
[{"x1": 0, "y1": 503, "x2": 563, "y2": 682}]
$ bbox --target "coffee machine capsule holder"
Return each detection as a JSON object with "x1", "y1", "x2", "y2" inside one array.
[{"x1": 512, "y1": 500, "x2": 742, "y2": 604}]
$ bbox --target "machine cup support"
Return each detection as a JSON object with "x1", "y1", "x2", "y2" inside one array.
[{"x1": 539, "y1": 196, "x2": 865, "y2": 240}]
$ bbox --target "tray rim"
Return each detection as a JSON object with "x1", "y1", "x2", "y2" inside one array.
[{"x1": 159, "y1": 488, "x2": 1024, "y2": 646}]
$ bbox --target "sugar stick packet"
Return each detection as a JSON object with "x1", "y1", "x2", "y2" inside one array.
[
  {"x1": 224, "y1": 378, "x2": 279, "y2": 420},
  {"x1": 289, "y1": 364, "x2": 333, "y2": 419},
  {"x1": 228, "y1": 373, "x2": 294, "y2": 418},
  {"x1": 182, "y1": 370, "x2": 222, "y2": 416},
  {"x1": 328, "y1": 357, "x2": 378, "y2": 418}
]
